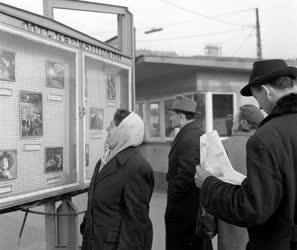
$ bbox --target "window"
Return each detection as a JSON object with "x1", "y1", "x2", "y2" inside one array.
[
  {"x1": 193, "y1": 93, "x2": 206, "y2": 133},
  {"x1": 213, "y1": 94, "x2": 233, "y2": 136},
  {"x1": 135, "y1": 103, "x2": 144, "y2": 119},
  {"x1": 164, "y1": 99, "x2": 175, "y2": 138},
  {"x1": 149, "y1": 102, "x2": 161, "y2": 137}
]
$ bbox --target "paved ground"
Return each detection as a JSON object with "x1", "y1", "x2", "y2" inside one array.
[{"x1": 0, "y1": 190, "x2": 217, "y2": 250}]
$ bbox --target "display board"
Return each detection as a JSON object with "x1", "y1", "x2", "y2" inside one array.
[
  {"x1": 0, "y1": 3, "x2": 133, "y2": 210},
  {"x1": 83, "y1": 54, "x2": 131, "y2": 182},
  {"x1": 0, "y1": 25, "x2": 79, "y2": 209}
]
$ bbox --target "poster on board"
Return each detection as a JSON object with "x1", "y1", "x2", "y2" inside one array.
[
  {"x1": 45, "y1": 147, "x2": 63, "y2": 173},
  {"x1": 20, "y1": 91, "x2": 43, "y2": 137},
  {"x1": 0, "y1": 150, "x2": 17, "y2": 181},
  {"x1": 46, "y1": 61, "x2": 65, "y2": 89},
  {"x1": 0, "y1": 49, "x2": 15, "y2": 82},
  {"x1": 90, "y1": 107, "x2": 104, "y2": 130},
  {"x1": 106, "y1": 74, "x2": 116, "y2": 101}
]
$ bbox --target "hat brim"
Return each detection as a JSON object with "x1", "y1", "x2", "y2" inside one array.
[
  {"x1": 240, "y1": 66, "x2": 297, "y2": 96},
  {"x1": 167, "y1": 107, "x2": 200, "y2": 114}
]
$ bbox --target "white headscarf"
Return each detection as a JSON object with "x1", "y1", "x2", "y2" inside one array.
[{"x1": 100, "y1": 111, "x2": 144, "y2": 170}]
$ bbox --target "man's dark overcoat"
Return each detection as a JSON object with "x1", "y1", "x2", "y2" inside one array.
[
  {"x1": 81, "y1": 146, "x2": 154, "y2": 250},
  {"x1": 201, "y1": 93, "x2": 297, "y2": 250},
  {"x1": 165, "y1": 120, "x2": 212, "y2": 250}
]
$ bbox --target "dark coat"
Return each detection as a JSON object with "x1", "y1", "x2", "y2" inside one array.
[
  {"x1": 165, "y1": 121, "x2": 212, "y2": 250},
  {"x1": 81, "y1": 146, "x2": 154, "y2": 250},
  {"x1": 201, "y1": 93, "x2": 297, "y2": 250}
]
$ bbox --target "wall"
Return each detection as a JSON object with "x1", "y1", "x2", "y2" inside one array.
[{"x1": 136, "y1": 70, "x2": 197, "y2": 100}]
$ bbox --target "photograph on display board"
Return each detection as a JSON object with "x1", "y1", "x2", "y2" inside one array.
[
  {"x1": 0, "y1": 49, "x2": 15, "y2": 82},
  {"x1": 20, "y1": 91, "x2": 43, "y2": 137},
  {"x1": 45, "y1": 147, "x2": 63, "y2": 173},
  {"x1": 46, "y1": 61, "x2": 65, "y2": 89},
  {"x1": 0, "y1": 150, "x2": 17, "y2": 181},
  {"x1": 85, "y1": 144, "x2": 89, "y2": 167},
  {"x1": 106, "y1": 74, "x2": 116, "y2": 101},
  {"x1": 90, "y1": 107, "x2": 104, "y2": 130}
]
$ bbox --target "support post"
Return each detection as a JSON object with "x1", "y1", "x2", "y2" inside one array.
[
  {"x1": 205, "y1": 92, "x2": 213, "y2": 133},
  {"x1": 45, "y1": 198, "x2": 79, "y2": 250},
  {"x1": 255, "y1": 8, "x2": 262, "y2": 59},
  {"x1": 56, "y1": 198, "x2": 79, "y2": 250},
  {"x1": 45, "y1": 201, "x2": 57, "y2": 250}
]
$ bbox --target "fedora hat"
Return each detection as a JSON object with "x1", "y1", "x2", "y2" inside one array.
[
  {"x1": 240, "y1": 59, "x2": 297, "y2": 96},
  {"x1": 167, "y1": 96, "x2": 199, "y2": 114}
]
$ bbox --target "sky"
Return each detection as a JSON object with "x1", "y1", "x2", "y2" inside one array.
[{"x1": 1, "y1": 0, "x2": 297, "y2": 59}]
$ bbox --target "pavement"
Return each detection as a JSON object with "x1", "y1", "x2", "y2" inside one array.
[{"x1": 0, "y1": 190, "x2": 217, "y2": 250}]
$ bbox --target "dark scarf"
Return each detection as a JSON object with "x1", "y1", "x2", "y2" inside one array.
[{"x1": 259, "y1": 93, "x2": 297, "y2": 127}]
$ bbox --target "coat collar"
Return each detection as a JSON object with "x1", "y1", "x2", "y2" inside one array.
[
  {"x1": 116, "y1": 146, "x2": 138, "y2": 166},
  {"x1": 259, "y1": 93, "x2": 297, "y2": 127},
  {"x1": 169, "y1": 120, "x2": 199, "y2": 156},
  {"x1": 95, "y1": 146, "x2": 137, "y2": 184}
]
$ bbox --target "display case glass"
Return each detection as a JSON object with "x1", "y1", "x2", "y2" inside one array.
[
  {"x1": 83, "y1": 53, "x2": 131, "y2": 182},
  {"x1": 0, "y1": 25, "x2": 78, "y2": 209}
]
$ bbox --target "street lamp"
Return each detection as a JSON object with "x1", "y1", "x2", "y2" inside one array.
[{"x1": 144, "y1": 28, "x2": 163, "y2": 34}]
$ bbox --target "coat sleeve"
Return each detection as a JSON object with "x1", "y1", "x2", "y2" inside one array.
[
  {"x1": 167, "y1": 133, "x2": 199, "y2": 202},
  {"x1": 80, "y1": 159, "x2": 101, "y2": 236},
  {"x1": 200, "y1": 133, "x2": 283, "y2": 227},
  {"x1": 117, "y1": 162, "x2": 154, "y2": 250}
]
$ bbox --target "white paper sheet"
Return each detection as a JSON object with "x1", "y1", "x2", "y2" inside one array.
[{"x1": 200, "y1": 130, "x2": 246, "y2": 185}]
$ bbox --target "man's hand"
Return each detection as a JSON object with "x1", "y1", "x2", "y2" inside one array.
[{"x1": 195, "y1": 165, "x2": 212, "y2": 188}]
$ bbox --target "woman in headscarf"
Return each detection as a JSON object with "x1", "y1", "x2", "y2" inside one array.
[
  {"x1": 217, "y1": 104, "x2": 264, "y2": 250},
  {"x1": 80, "y1": 109, "x2": 154, "y2": 250}
]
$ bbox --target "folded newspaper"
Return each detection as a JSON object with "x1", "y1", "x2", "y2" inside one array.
[{"x1": 200, "y1": 130, "x2": 246, "y2": 185}]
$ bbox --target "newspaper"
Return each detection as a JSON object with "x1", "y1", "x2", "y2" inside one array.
[{"x1": 200, "y1": 130, "x2": 246, "y2": 185}]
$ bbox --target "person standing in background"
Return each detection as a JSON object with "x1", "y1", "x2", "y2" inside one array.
[
  {"x1": 165, "y1": 96, "x2": 213, "y2": 250},
  {"x1": 218, "y1": 104, "x2": 264, "y2": 250}
]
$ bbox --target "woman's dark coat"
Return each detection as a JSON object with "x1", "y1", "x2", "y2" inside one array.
[
  {"x1": 201, "y1": 93, "x2": 297, "y2": 250},
  {"x1": 81, "y1": 146, "x2": 154, "y2": 250}
]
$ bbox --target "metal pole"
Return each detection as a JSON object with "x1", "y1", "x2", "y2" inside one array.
[
  {"x1": 132, "y1": 25, "x2": 136, "y2": 110},
  {"x1": 56, "y1": 198, "x2": 79, "y2": 250},
  {"x1": 45, "y1": 202, "x2": 57, "y2": 250},
  {"x1": 255, "y1": 8, "x2": 263, "y2": 59}
]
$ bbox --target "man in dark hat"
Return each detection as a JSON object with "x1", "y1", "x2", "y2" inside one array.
[
  {"x1": 195, "y1": 59, "x2": 297, "y2": 250},
  {"x1": 165, "y1": 96, "x2": 213, "y2": 250}
]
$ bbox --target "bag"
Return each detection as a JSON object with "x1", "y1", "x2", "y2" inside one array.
[{"x1": 195, "y1": 204, "x2": 217, "y2": 239}]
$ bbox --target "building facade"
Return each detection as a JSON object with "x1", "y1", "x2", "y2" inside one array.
[{"x1": 135, "y1": 54, "x2": 296, "y2": 188}]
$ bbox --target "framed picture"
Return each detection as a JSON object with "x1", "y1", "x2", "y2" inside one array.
[
  {"x1": 45, "y1": 147, "x2": 63, "y2": 173},
  {"x1": 0, "y1": 49, "x2": 15, "y2": 82},
  {"x1": 85, "y1": 144, "x2": 89, "y2": 167},
  {"x1": 106, "y1": 74, "x2": 116, "y2": 101},
  {"x1": 0, "y1": 150, "x2": 17, "y2": 181},
  {"x1": 20, "y1": 91, "x2": 43, "y2": 137},
  {"x1": 90, "y1": 107, "x2": 104, "y2": 130},
  {"x1": 46, "y1": 61, "x2": 65, "y2": 89}
]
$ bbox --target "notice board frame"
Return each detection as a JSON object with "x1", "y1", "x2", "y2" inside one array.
[
  {"x1": 0, "y1": 2, "x2": 134, "y2": 211},
  {"x1": 81, "y1": 52, "x2": 132, "y2": 186}
]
